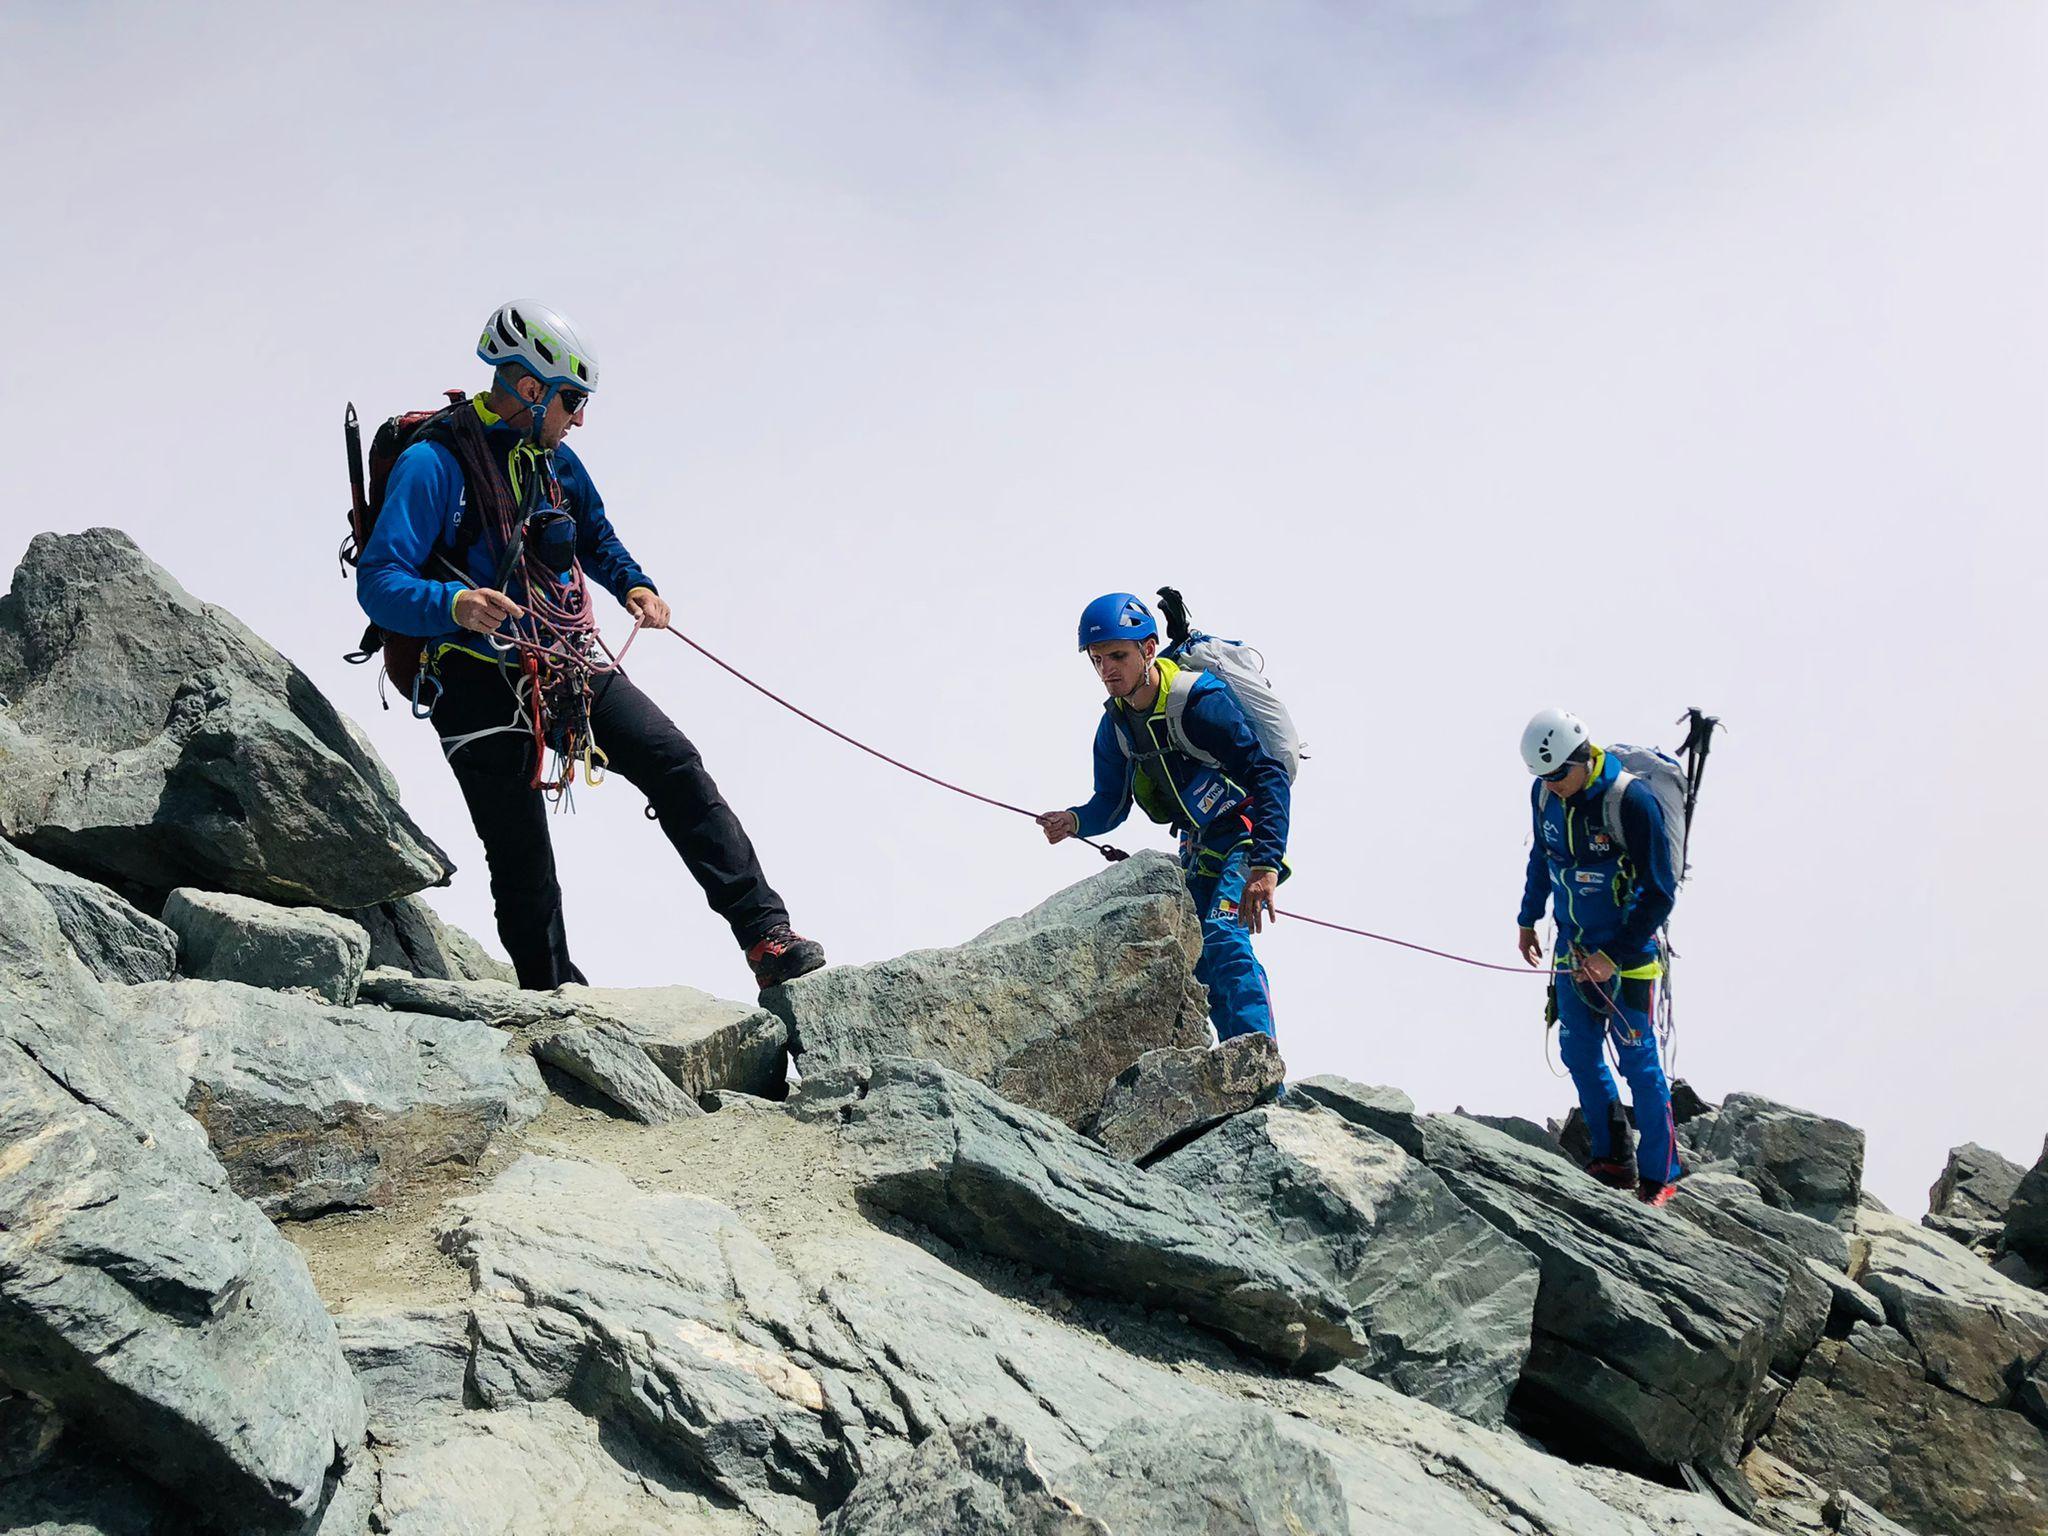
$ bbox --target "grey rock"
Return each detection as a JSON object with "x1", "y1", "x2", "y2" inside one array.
[
  {"x1": 845, "y1": 1057, "x2": 1360, "y2": 1371},
  {"x1": 1417, "y1": 1113, "x2": 1784, "y2": 1468},
  {"x1": 1456, "y1": 1110, "x2": 1565, "y2": 1159},
  {"x1": 1766, "y1": 1323, "x2": 2048, "y2": 1536},
  {"x1": 1157, "y1": 1107, "x2": 1537, "y2": 1424},
  {"x1": 1668, "y1": 1166, "x2": 1852, "y2": 1372},
  {"x1": 1089, "y1": 1032, "x2": 1284, "y2": 1163},
  {"x1": 786, "y1": 1063, "x2": 872, "y2": 1124},
  {"x1": 1924, "y1": 1211, "x2": 2005, "y2": 1254},
  {"x1": 705, "y1": 1089, "x2": 781, "y2": 1113},
  {"x1": 1741, "y1": 1449, "x2": 1917, "y2": 1536},
  {"x1": 343, "y1": 893, "x2": 514, "y2": 984},
  {"x1": 532, "y1": 1020, "x2": 705, "y2": 1124},
  {"x1": 357, "y1": 968, "x2": 581, "y2": 1026},
  {"x1": 1669, "y1": 1079, "x2": 1715, "y2": 1123},
  {"x1": 0, "y1": 1439, "x2": 178, "y2": 1535},
  {"x1": 0, "y1": 528, "x2": 447, "y2": 907},
  {"x1": 0, "y1": 1033, "x2": 367, "y2": 1527},
  {"x1": 1928, "y1": 1140, "x2": 2027, "y2": 1226},
  {"x1": 1703, "y1": 1094, "x2": 1865, "y2": 1228},
  {"x1": 370, "y1": 1398, "x2": 765, "y2": 1536},
  {"x1": 162, "y1": 886, "x2": 371, "y2": 1004},
  {"x1": 819, "y1": 1418, "x2": 1108, "y2": 1536},
  {"x1": 1059, "y1": 1407, "x2": 1351, "y2": 1535},
  {"x1": 2016, "y1": 1351, "x2": 2048, "y2": 1429},
  {"x1": 335, "y1": 1306, "x2": 474, "y2": 1430},
  {"x1": 1286, "y1": 1076, "x2": 1426, "y2": 1156},
  {"x1": 112, "y1": 979, "x2": 545, "y2": 1218},
  {"x1": 1852, "y1": 1201, "x2": 2048, "y2": 1405},
  {"x1": 2003, "y1": 1135, "x2": 2048, "y2": 1266},
  {"x1": 766, "y1": 852, "x2": 1208, "y2": 1129},
  {"x1": 0, "y1": 838, "x2": 176, "y2": 984},
  {"x1": 0, "y1": 1387, "x2": 64, "y2": 1477},
  {"x1": 439, "y1": 1154, "x2": 850, "y2": 1528}
]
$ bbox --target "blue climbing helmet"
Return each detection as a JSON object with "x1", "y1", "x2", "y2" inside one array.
[{"x1": 1077, "y1": 593, "x2": 1159, "y2": 651}]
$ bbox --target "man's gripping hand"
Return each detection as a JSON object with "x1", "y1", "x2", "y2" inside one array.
[{"x1": 626, "y1": 588, "x2": 671, "y2": 629}]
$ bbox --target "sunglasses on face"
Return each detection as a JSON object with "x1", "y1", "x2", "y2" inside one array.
[
  {"x1": 557, "y1": 387, "x2": 589, "y2": 415},
  {"x1": 1541, "y1": 762, "x2": 1577, "y2": 783}
]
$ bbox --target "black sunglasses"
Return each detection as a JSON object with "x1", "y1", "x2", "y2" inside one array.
[
  {"x1": 557, "y1": 387, "x2": 590, "y2": 415},
  {"x1": 1541, "y1": 761, "x2": 1578, "y2": 783}
]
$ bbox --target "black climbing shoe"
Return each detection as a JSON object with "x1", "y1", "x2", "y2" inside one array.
[
  {"x1": 1636, "y1": 1179, "x2": 1678, "y2": 1208},
  {"x1": 1583, "y1": 1157, "x2": 1637, "y2": 1191},
  {"x1": 747, "y1": 925, "x2": 826, "y2": 990}
]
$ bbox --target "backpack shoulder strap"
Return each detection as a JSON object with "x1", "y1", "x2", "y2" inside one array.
[
  {"x1": 1603, "y1": 769, "x2": 1635, "y2": 850},
  {"x1": 1162, "y1": 669, "x2": 1221, "y2": 768}
]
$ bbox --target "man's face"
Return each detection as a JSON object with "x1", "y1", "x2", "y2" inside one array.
[
  {"x1": 536, "y1": 387, "x2": 586, "y2": 449},
  {"x1": 1543, "y1": 760, "x2": 1591, "y2": 797},
  {"x1": 1087, "y1": 638, "x2": 1157, "y2": 701}
]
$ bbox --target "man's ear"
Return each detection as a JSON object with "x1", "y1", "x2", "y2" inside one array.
[
  {"x1": 519, "y1": 374, "x2": 544, "y2": 404},
  {"x1": 1142, "y1": 637, "x2": 1159, "y2": 662}
]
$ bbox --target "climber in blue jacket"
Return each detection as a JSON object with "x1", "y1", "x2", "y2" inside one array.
[
  {"x1": 1516, "y1": 708, "x2": 1681, "y2": 1205},
  {"x1": 1038, "y1": 593, "x2": 1290, "y2": 1043}
]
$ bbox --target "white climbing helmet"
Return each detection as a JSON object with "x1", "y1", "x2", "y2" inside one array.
[
  {"x1": 476, "y1": 300, "x2": 600, "y2": 392},
  {"x1": 1520, "y1": 708, "x2": 1589, "y2": 775}
]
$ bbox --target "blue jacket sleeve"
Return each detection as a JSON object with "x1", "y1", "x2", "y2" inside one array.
[
  {"x1": 1517, "y1": 782, "x2": 1550, "y2": 926},
  {"x1": 356, "y1": 442, "x2": 465, "y2": 637},
  {"x1": 1069, "y1": 714, "x2": 1133, "y2": 837},
  {"x1": 1180, "y1": 685, "x2": 1290, "y2": 871},
  {"x1": 1611, "y1": 780, "x2": 1677, "y2": 958},
  {"x1": 557, "y1": 447, "x2": 654, "y2": 604}
]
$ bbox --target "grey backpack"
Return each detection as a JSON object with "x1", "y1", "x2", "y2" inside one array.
[
  {"x1": 1116, "y1": 639, "x2": 1305, "y2": 783},
  {"x1": 1599, "y1": 743, "x2": 1692, "y2": 884}
]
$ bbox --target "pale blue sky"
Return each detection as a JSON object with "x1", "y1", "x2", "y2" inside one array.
[{"x1": 2, "y1": 1, "x2": 2042, "y2": 1210}]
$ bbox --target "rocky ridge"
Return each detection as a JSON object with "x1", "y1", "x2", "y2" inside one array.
[{"x1": 1, "y1": 530, "x2": 2043, "y2": 1535}]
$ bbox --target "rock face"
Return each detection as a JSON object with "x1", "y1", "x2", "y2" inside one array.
[
  {"x1": 1287, "y1": 1076, "x2": 1426, "y2": 1155},
  {"x1": 1765, "y1": 1322, "x2": 2048, "y2": 1536},
  {"x1": 1418, "y1": 1113, "x2": 1785, "y2": 1468},
  {"x1": 1703, "y1": 1094, "x2": 1866, "y2": 1228},
  {"x1": 162, "y1": 886, "x2": 372, "y2": 1004},
  {"x1": 1852, "y1": 1202, "x2": 2048, "y2": 1406},
  {"x1": 343, "y1": 893, "x2": 515, "y2": 984},
  {"x1": 112, "y1": 979, "x2": 545, "y2": 1217},
  {"x1": 0, "y1": 528, "x2": 448, "y2": 907},
  {"x1": 440, "y1": 1154, "x2": 853, "y2": 1529},
  {"x1": 1668, "y1": 1167, "x2": 1847, "y2": 1373},
  {"x1": 1157, "y1": 1106, "x2": 1538, "y2": 1425},
  {"x1": 765, "y1": 852, "x2": 1208, "y2": 1128},
  {"x1": 1928, "y1": 1141, "x2": 2026, "y2": 1227},
  {"x1": 1089, "y1": 1031, "x2": 1284, "y2": 1163},
  {"x1": 2002, "y1": 1137, "x2": 2048, "y2": 1267},
  {"x1": 818, "y1": 1418, "x2": 1109, "y2": 1536},
  {"x1": 845, "y1": 1057, "x2": 1360, "y2": 1371},
  {"x1": 0, "y1": 837, "x2": 177, "y2": 984}
]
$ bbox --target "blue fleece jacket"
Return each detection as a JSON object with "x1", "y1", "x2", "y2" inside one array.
[
  {"x1": 1517, "y1": 748, "x2": 1676, "y2": 968},
  {"x1": 1069, "y1": 666, "x2": 1291, "y2": 872},
  {"x1": 355, "y1": 401, "x2": 654, "y2": 652}
]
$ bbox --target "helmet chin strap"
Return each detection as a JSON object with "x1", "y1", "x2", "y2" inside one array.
[{"x1": 495, "y1": 369, "x2": 562, "y2": 443}]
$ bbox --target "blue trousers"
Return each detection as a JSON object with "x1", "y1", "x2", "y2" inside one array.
[
  {"x1": 1181, "y1": 835, "x2": 1276, "y2": 1042},
  {"x1": 1556, "y1": 967, "x2": 1679, "y2": 1184}
]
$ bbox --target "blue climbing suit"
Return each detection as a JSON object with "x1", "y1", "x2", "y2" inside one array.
[
  {"x1": 1518, "y1": 747, "x2": 1681, "y2": 1184},
  {"x1": 1069, "y1": 658, "x2": 1291, "y2": 1042}
]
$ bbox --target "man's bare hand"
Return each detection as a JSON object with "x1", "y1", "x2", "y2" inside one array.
[
  {"x1": 1518, "y1": 926, "x2": 1544, "y2": 967},
  {"x1": 454, "y1": 588, "x2": 524, "y2": 633},
  {"x1": 1037, "y1": 811, "x2": 1078, "y2": 845},
  {"x1": 626, "y1": 588, "x2": 671, "y2": 629},
  {"x1": 1240, "y1": 867, "x2": 1279, "y2": 933},
  {"x1": 1574, "y1": 950, "x2": 1616, "y2": 984}
]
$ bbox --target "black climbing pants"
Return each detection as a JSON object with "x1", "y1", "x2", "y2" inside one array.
[{"x1": 427, "y1": 651, "x2": 789, "y2": 989}]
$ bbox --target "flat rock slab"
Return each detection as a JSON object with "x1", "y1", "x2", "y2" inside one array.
[
  {"x1": 844, "y1": 1057, "x2": 1360, "y2": 1371},
  {"x1": 162, "y1": 886, "x2": 370, "y2": 1004},
  {"x1": 532, "y1": 1021, "x2": 706, "y2": 1123},
  {"x1": 1287, "y1": 1076, "x2": 1426, "y2": 1156},
  {"x1": 439, "y1": 1154, "x2": 850, "y2": 1529},
  {"x1": 334, "y1": 1306, "x2": 474, "y2": 1433},
  {"x1": 1158, "y1": 1107, "x2": 1538, "y2": 1425},
  {"x1": 766, "y1": 852, "x2": 1208, "y2": 1130},
  {"x1": 113, "y1": 979, "x2": 544, "y2": 1218},
  {"x1": 1089, "y1": 1032, "x2": 1284, "y2": 1163},
  {"x1": 0, "y1": 837, "x2": 176, "y2": 984},
  {"x1": 1852, "y1": 1202, "x2": 2048, "y2": 1405},
  {"x1": 1765, "y1": 1322, "x2": 2048, "y2": 1536},
  {"x1": 1703, "y1": 1093, "x2": 1865, "y2": 1229},
  {"x1": 1417, "y1": 1113, "x2": 1784, "y2": 1469},
  {"x1": 0, "y1": 1037, "x2": 367, "y2": 1528},
  {"x1": 0, "y1": 528, "x2": 447, "y2": 907},
  {"x1": 1669, "y1": 1167, "x2": 1849, "y2": 1373}
]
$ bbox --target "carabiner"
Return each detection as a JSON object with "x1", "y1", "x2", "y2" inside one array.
[{"x1": 409, "y1": 667, "x2": 443, "y2": 720}]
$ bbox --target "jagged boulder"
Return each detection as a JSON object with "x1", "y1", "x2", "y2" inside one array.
[
  {"x1": 844, "y1": 1057, "x2": 1360, "y2": 1371},
  {"x1": 1765, "y1": 1322, "x2": 2048, "y2": 1536},
  {"x1": 342, "y1": 893, "x2": 515, "y2": 983},
  {"x1": 532, "y1": 1020, "x2": 706, "y2": 1123},
  {"x1": 1928, "y1": 1141, "x2": 2026, "y2": 1225},
  {"x1": 820, "y1": 1418, "x2": 1109, "y2": 1535},
  {"x1": 162, "y1": 886, "x2": 371, "y2": 1003},
  {"x1": 0, "y1": 838, "x2": 177, "y2": 984},
  {"x1": 440, "y1": 1154, "x2": 852, "y2": 1529},
  {"x1": 765, "y1": 852, "x2": 1208, "y2": 1129},
  {"x1": 1157, "y1": 1106, "x2": 1538, "y2": 1425},
  {"x1": 1852, "y1": 1202, "x2": 2048, "y2": 1405},
  {"x1": 1741, "y1": 1449, "x2": 1918, "y2": 1535},
  {"x1": 113, "y1": 978, "x2": 545, "y2": 1218},
  {"x1": 1703, "y1": 1094, "x2": 1865, "y2": 1228},
  {"x1": 1668, "y1": 1167, "x2": 1851, "y2": 1373},
  {"x1": 1416, "y1": 1113, "x2": 1785, "y2": 1468},
  {"x1": 1287, "y1": 1076, "x2": 1426, "y2": 1155},
  {"x1": 0, "y1": 528, "x2": 448, "y2": 907},
  {"x1": 1089, "y1": 1032, "x2": 1284, "y2": 1162},
  {"x1": 2002, "y1": 1136, "x2": 2048, "y2": 1267}
]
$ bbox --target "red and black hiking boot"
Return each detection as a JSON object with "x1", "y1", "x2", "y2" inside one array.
[
  {"x1": 1584, "y1": 1158, "x2": 1637, "y2": 1191},
  {"x1": 1636, "y1": 1178, "x2": 1678, "y2": 1208},
  {"x1": 747, "y1": 925, "x2": 827, "y2": 991}
]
